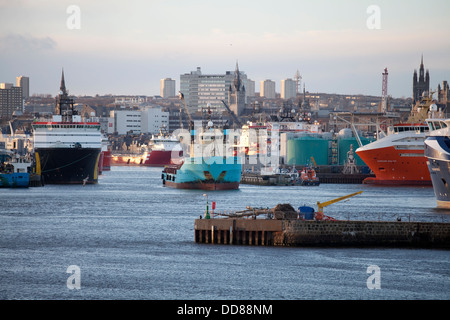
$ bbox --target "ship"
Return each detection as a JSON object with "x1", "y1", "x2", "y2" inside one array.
[
  {"x1": 32, "y1": 70, "x2": 102, "y2": 184},
  {"x1": 161, "y1": 94, "x2": 241, "y2": 190},
  {"x1": 162, "y1": 155, "x2": 241, "y2": 190},
  {"x1": 355, "y1": 95, "x2": 442, "y2": 185},
  {"x1": 0, "y1": 149, "x2": 30, "y2": 188},
  {"x1": 298, "y1": 165, "x2": 320, "y2": 186},
  {"x1": 424, "y1": 117, "x2": 450, "y2": 208},
  {"x1": 111, "y1": 128, "x2": 182, "y2": 167},
  {"x1": 100, "y1": 134, "x2": 111, "y2": 173},
  {"x1": 147, "y1": 128, "x2": 183, "y2": 166}
]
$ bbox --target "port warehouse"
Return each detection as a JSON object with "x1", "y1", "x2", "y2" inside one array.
[{"x1": 195, "y1": 218, "x2": 450, "y2": 249}]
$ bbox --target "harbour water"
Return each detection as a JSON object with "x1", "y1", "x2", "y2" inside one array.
[{"x1": 1, "y1": 166, "x2": 449, "y2": 300}]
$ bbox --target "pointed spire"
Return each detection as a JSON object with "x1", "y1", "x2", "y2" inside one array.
[
  {"x1": 420, "y1": 54, "x2": 425, "y2": 72},
  {"x1": 60, "y1": 68, "x2": 67, "y2": 94},
  {"x1": 234, "y1": 61, "x2": 241, "y2": 91}
]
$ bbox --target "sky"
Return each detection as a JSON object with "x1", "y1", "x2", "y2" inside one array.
[{"x1": 0, "y1": 0, "x2": 449, "y2": 98}]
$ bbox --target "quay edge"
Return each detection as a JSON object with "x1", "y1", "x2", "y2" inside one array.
[{"x1": 195, "y1": 218, "x2": 450, "y2": 249}]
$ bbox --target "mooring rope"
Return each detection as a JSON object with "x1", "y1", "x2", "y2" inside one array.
[{"x1": 41, "y1": 152, "x2": 94, "y2": 173}]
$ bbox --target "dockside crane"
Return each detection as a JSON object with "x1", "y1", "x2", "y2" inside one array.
[
  {"x1": 179, "y1": 91, "x2": 194, "y2": 130},
  {"x1": 220, "y1": 100, "x2": 243, "y2": 128},
  {"x1": 316, "y1": 191, "x2": 363, "y2": 220}
]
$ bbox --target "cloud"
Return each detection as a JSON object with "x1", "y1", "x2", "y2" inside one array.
[{"x1": 0, "y1": 33, "x2": 57, "y2": 53}]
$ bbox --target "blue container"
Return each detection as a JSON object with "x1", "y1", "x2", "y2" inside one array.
[{"x1": 298, "y1": 206, "x2": 315, "y2": 220}]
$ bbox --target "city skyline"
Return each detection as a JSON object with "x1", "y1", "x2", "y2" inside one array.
[{"x1": 0, "y1": 0, "x2": 449, "y2": 98}]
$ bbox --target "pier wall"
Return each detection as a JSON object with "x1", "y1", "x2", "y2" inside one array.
[
  {"x1": 195, "y1": 219, "x2": 450, "y2": 248},
  {"x1": 276, "y1": 220, "x2": 450, "y2": 248}
]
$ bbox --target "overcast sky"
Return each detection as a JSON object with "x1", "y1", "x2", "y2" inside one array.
[{"x1": 1, "y1": 0, "x2": 449, "y2": 98}]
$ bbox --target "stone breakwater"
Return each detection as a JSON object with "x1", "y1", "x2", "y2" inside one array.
[{"x1": 194, "y1": 219, "x2": 450, "y2": 249}]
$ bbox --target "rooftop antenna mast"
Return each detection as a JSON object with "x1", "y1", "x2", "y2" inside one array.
[
  {"x1": 382, "y1": 68, "x2": 389, "y2": 113},
  {"x1": 294, "y1": 69, "x2": 302, "y2": 95}
]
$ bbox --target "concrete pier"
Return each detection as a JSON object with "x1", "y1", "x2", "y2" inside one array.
[
  {"x1": 195, "y1": 219, "x2": 282, "y2": 246},
  {"x1": 195, "y1": 218, "x2": 450, "y2": 249}
]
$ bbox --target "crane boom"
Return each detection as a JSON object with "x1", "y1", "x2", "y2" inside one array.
[
  {"x1": 221, "y1": 100, "x2": 242, "y2": 127},
  {"x1": 316, "y1": 191, "x2": 363, "y2": 220},
  {"x1": 179, "y1": 91, "x2": 193, "y2": 125}
]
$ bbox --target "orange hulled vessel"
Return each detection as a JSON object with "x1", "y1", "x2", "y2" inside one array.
[
  {"x1": 355, "y1": 94, "x2": 442, "y2": 185},
  {"x1": 355, "y1": 122, "x2": 430, "y2": 185}
]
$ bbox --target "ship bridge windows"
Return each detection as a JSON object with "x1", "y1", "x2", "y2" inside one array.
[
  {"x1": 427, "y1": 120, "x2": 448, "y2": 131},
  {"x1": 393, "y1": 126, "x2": 427, "y2": 133}
]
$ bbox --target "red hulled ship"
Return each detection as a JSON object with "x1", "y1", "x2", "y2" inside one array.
[{"x1": 111, "y1": 130, "x2": 182, "y2": 167}]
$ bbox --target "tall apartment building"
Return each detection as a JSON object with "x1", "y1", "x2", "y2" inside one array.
[
  {"x1": 0, "y1": 83, "x2": 23, "y2": 120},
  {"x1": 180, "y1": 66, "x2": 248, "y2": 111},
  {"x1": 244, "y1": 79, "x2": 255, "y2": 99},
  {"x1": 160, "y1": 78, "x2": 176, "y2": 98},
  {"x1": 281, "y1": 78, "x2": 296, "y2": 99},
  {"x1": 260, "y1": 79, "x2": 276, "y2": 99},
  {"x1": 16, "y1": 76, "x2": 29, "y2": 99}
]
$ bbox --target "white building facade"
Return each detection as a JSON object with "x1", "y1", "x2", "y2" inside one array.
[
  {"x1": 141, "y1": 107, "x2": 169, "y2": 134},
  {"x1": 112, "y1": 110, "x2": 142, "y2": 135},
  {"x1": 260, "y1": 80, "x2": 276, "y2": 99},
  {"x1": 281, "y1": 78, "x2": 296, "y2": 99},
  {"x1": 110, "y1": 107, "x2": 169, "y2": 135}
]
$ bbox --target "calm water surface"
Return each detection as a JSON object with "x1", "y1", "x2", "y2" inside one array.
[{"x1": 1, "y1": 166, "x2": 449, "y2": 300}]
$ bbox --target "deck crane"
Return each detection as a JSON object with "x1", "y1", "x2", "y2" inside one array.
[
  {"x1": 220, "y1": 100, "x2": 243, "y2": 128},
  {"x1": 310, "y1": 156, "x2": 318, "y2": 168},
  {"x1": 178, "y1": 91, "x2": 194, "y2": 130},
  {"x1": 316, "y1": 191, "x2": 363, "y2": 220},
  {"x1": 178, "y1": 91, "x2": 196, "y2": 155}
]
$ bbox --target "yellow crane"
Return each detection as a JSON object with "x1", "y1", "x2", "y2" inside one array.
[{"x1": 316, "y1": 191, "x2": 363, "y2": 220}]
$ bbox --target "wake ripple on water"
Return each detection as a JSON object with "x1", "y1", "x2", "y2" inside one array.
[{"x1": 1, "y1": 166, "x2": 449, "y2": 300}]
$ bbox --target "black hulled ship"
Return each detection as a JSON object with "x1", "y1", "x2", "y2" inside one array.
[{"x1": 32, "y1": 70, "x2": 102, "y2": 184}]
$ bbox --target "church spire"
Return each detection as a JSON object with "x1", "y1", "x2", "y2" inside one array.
[
  {"x1": 60, "y1": 68, "x2": 67, "y2": 95},
  {"x1": 234, "y1": 61, "x2": 241, "y2": 91}
]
